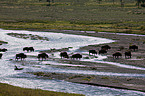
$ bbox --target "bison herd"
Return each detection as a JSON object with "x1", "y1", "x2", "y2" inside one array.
[
  {"x1": 60, "y1": 51, "x2": 82, "y2": 60},
  {"x1": 112, "y1": 45, "x2": 138, "y2": 59},
  {"x1": 0, "y1": 44, "x2": 139, "y2": 61},
  {"x1": 60, "y1": 44, "x2": 138, "y2": 60}
]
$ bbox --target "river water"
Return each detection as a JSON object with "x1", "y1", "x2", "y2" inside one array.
[{"x1": 0, "y1": 29, "x2": 145, "y2": 96}]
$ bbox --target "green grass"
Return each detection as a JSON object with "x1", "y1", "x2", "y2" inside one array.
[
  {"x1": 0, "y1": 83, "x2": 84, "y2": 96},
  {"x1": 0, "y1": 0, "x2": 144, "y2": 34}
]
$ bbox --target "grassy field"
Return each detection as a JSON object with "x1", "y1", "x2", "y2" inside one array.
[
  {"x1": 0, "y1": 0, "x2": 145, "y2": 34},
  {"x1": 0, "y1": 83, "x2": 84, "y2": 96}
]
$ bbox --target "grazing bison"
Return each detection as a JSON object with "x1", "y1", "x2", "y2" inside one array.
[
  {"x1": 71, "y1": 53, "x2": 82, "y2": 60},
  {"x1": 0, "y1": 53, "x2": 3, "y2": 59},
  {"x1": 0, "y1": 48, "x2": 7, "y2": 52},
  {"x1": 23, "y1": 47, "x2": 34, "y2": 52},
  {"x1": 101, "y1": 45, "x2": 111, "y2": 50},
  {"x1": 125, "y1": 51, "x2": 131, "y2": 58},
  {"x1": 113, "y1": 52, "x2": 122, "y2": 59},
  {"x1": 60, "y1": 52, "x2": 69, "y2": 59},
  {"x1": 37, "y1": 53, "x2": 49, "y2": 61},
  {"x1": 15, "y1": 53, "x2": 27, "y2": 60},
  {"x1": 89, "y1": 50, "x2": 97, "y2": 55},
  {"x1": 129, "y1": 45, "x2": 138, "y2": 51},
  {"x1": 99, "y1": 49, "x2": 107, "y2": 54}
]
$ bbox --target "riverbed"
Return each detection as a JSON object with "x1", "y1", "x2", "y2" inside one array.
[{"x1": 0, "y1": 29, "x2": 145, "y2": 96}]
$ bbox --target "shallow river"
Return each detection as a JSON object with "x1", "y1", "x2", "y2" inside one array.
[{"x1": 0, "y1": 29, "x2": 145, "y2": 96}]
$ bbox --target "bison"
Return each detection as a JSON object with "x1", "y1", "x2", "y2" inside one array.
[
  {"x1": 0, "y1": 48, "x2": 7, "y2": 52},
  {"x1": 71, "y1": 53, "x2": 82, "y2": 60},
  {"x1": 101, "y1": 45, "x2": 111, "y2": 50},
  {"x1": 60, "y1": 51, "x2": 69, "y2": 59},
  {"x1": 125, "y1": 51, "x2": 131, "y2": 59},
  {"x1": 129, "y1": 45, "x2": 138, "y2": 51},
  {"x1": 37, "y1": 53, "x2": 49, "y2": 61},
  {"x1": 23, "y1": 47, "x2": 34, "y2": 52},
  {"x1": 89, "y1": 50, "x2": 97, "y2": 56},
  {"x1": 113, "y1": 52, "x2": 122, "y2": 59},
  {"x1": 15, "y1": 53, "x2": 27, "y2": 60}
]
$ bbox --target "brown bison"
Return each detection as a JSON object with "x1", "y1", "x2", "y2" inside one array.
[
  {"x1": 37, "y1": 53, "x2": 49, "y2": 61},
  {"x1": 113, "y1": 52, "x2": 122, "y2": 59},
  {"x1": 23, "y1": 47, "x2": 34, "y2": 52},
  {"x1": 129, "y1": 45, "x2": 138, "y2": 51},
  {"x1": 71, "y1": 53, "x2": 82, "y2": 60},
  {"x1": 101, "y1": 45, "x2": 111, "y2": 50},
  {"x1": 89, "y1": 50, "x2": 97, "y2": 56},
  {"x1": 15, "y1": 53, "x2": 27, "y2": 60},
  {"x1": 60, "y1": 52, "x2": 69, "y2": 59},
  {"x1": 125, "y1": 51, "x2": 131, "y2": 58}
]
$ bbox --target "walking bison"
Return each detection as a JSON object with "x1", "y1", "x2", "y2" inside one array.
[
  {"x1": 23, "y1": 47, "x2": 34, "y2": 52},
  {"x1": 37, "y1": 53, "x2": 49, "y2": 61},
  {"x1": 15, "y1": 53, "x2": 27, "y2": 60},
  {"x1": 0, "y1": 48, "x2": 7, "y2": 52},
  {"x1": 125, "y1": 51, "x2": 131, "y2": 58},
  {"x1": 129, "y1": 45, "x2": 138, "y2": 51},
  {"x1": 113, "y1": 52, "x2": 122, "y2": 59},
  {"x1": 89, "y1": 50, "x2": 97, "y2": 56}
]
